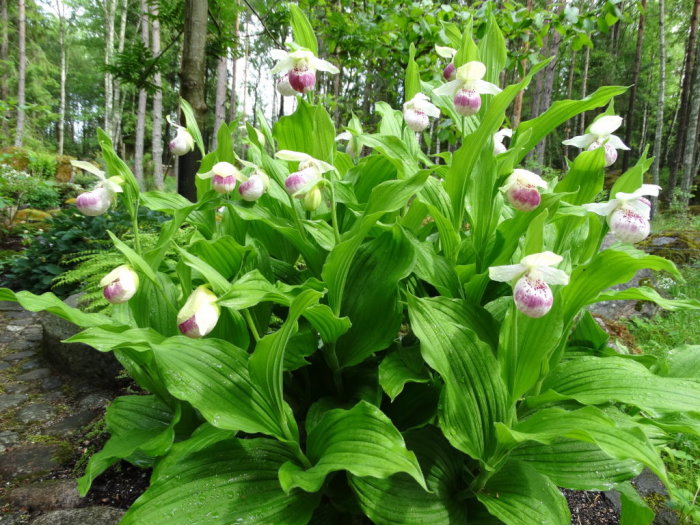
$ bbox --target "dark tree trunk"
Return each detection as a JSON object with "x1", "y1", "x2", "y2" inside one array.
[
  {"x1": 622, "y1": 0, "x2": 647, "y2": 171},
  {"x1": 178, "y1": 0, "x2": 208, "y2": 201}
]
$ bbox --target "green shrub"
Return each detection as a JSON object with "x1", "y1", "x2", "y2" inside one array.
[{"x1": 27, "y1": 151, "x2": 58, "y2": 179}]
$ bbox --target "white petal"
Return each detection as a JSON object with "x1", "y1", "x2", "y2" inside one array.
[
  {"x1": 275, "y1": 150, "x2": 312, "y2": 162},
  {"x1": 271, "y1": 55, "x2": 295, "y2": 75},
  {"x1": 270, "y1": 49, "x2": 289, "y2": 60},
  {"x1": 433, "y1": 79, "x2": 462, "y2": 97},
  {"x1": 71, "y1": 160, "x2": 105, "y2": 179},
  {"x1": 489, "y1": 263, "x2": 527, "y2": 282},
  {"x1": 473, "y1": 79, "x2": 502, "y2": 95},
  {"x1": 583, "y1": 200, "x2": 619, "y2": 217},
  {"x1": 499, "y1": 173, "x2": 517, "y2": 192},
  {"x1": 312, "y1": 56, "x2": 340, "y2": 74},
  {"x1": 625, "y1": 199, "x2": 652, "y2": 219},
  {"x1": 562, "y1": 134, "x2": 595, "y2": 149},
  {"x1": 513, "y1": 168, "x2": 547, "y2": 188},
  {"x1": 290, "y1": 49, "x2": 316, "y2": 61},
  {"x1": 457, "y1": 61, "x2": 486, "y2": 82},
  {"x1": 312, "y1": 159, "x2": 337, "y2": 174},
  {"x1": 336, "y1": 131, "x2": 352, "y2": 141},
  {"x1": 521, "y1": 251, "x2": 563, "y2": 268},
  {"x1": 538, "y1": 266, "x2": 570, "y2": 285},
  {"x1": 435, "y1": 45, "x2": 457, "y2": 58},
  {"x1": 415, "y1": 97, "x2": 441, "y2": 118},
  {"x1": 494, "y1": 128, "x2": 512, "y2": 143},
  {"x1": 605, "y1": 134, "x2": 630, "y2": 151},
  {"x1": 589, "y1": 115, "x2": 623, "y2": 138},
  {"x1": 615, "y1": 184, "x2": 661, "y2": 201}
]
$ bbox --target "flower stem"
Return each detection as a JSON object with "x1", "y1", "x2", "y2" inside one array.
[
  {"x1": 328, "y1": 179, "x2": 341, "y2": 244},
  {"x1": 243, "y1": 309, "x2": 261, "y2": 342},
  {"x1": 131, "y1": 195, "x2": 142, "y2": 255}
]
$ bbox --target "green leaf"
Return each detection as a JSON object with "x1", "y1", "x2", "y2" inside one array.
[
  {"x1": 594, "y1": 286, "x2": 700, "y2": 311},
  {"x1": 121, "y1": 438, "x2": 320, "y2": 525},
  {"x1": 350, "y1": 426, "x2": 467, "y2": 524},
  {"x1": 478, "y1": 14, "x2": 507, "y2": 87},
  {"x1": 379, "y1": 345, "x2": 431, "y2": 401},
  {"x1": 477, "y1": 460, "x2": 571, "y2": 525},
  {"x1": 189, "y1": 236, "x2": 248, "y2": 282},
  {"x1": 288, "y1": 4, "x2": 318, "y2": 56},
  {"x1": 656, "y1": 345, "x2": 700, "y2": 379},
  {"x1": 65, "y1": 326, "x2": 164, "y2": 352},
  {"x1": 611, "y1": 147, "x2": 653, "y2": 195},
  {"x1": 278, "y1": 401, "x2": 426, "y2": 493},
  {"x1": 180, "y1": 98, "x2": 205, "y2": 156},
  {"x1": 107, "y1": 231, "x2": 161, "y2": 289},
  {"x1": 405, "y1": 43, "x2": 420, "y2": 101},
  {"x1": 406, "y1": 233, "x2": 461, "y2": 298},
  {"x1": 274, "y1": 99, "x2": 334, "y2": 162},
  {"x1": 453, "y1": 22, "x2": 478, "y2": 67},
  {"x1": 152, "y1": 336, "x2": 284, "y2": 439},
  {"x1": 617, "y1": 481, "x2": 655, "y2": 525},
  {"x1": 510, "y1": 438, "x2": 643, "y2": 491},
  {"x1": 77, "y1": 395, "x2": 178, "y2": 496},
  {"x1": 408, "y1": 295, "x2": 510, "y2": 462},
  {"x1": 335, "y1": 227, "x2": 414, "y2": 368},
  {"x1": 536, "y1": 355, "x2": 700, "y2": 414},
  {"x1": 555, "y1": 148, "x2": 606, "y2": 205}
]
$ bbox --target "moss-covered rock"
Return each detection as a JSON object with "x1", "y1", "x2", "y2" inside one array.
[{"x1": 640, "y1": 230, "x2": 700, "y2": 265}]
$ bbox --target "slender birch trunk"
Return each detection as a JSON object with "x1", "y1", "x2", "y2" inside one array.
[
  {"x1": 14, "y1": 0, "x2": 26, "y2": 147},
  {"x1": 228, "y1": 3, "x2": 240, "y2": 123},
  {"x1": 112, "y1": 0, "x2": 128, "y2": 147},
  {"x1": 651, "y1": 0, "x2": 666, "y2": 212},
  {"x1": 680, "y1": 39, "x2": 700, "y2": 207},
  {"x1": 1, "y1": 0, "x2": 9, "y2": 139},
  {"x1": 241, "y1": 17, "x2": 249, "y2": 125},
  {"x1": 103, "y1": 0, "x2": 116, "y2": 140},
  {"x1": 151, "y1": 1, "x2": 163, "y2": 189},
  {"x1": 212, "y1": 55, "x2": 228, "y2": 149},
  {"x1": 134, "y1": 0, "x2": 149, "y2": 187},
  {"x1": 579, "y1": 44, "x2": 591, "y2": 134},
  {"x1": 55, "y1": 0, "x2": 67, "y2": 155}
]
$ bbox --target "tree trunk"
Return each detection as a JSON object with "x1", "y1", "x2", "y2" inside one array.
[
  {"x1": 151, "y1": 1, "x2": 164, "y2": 189},
  {"x1": 679, "y1": 39, "x2": 700, "y2": 207},
  {"x1": 563, "y1": 48, "x2": 576, "y2": 158},
  {"x1": 622, "y1": 0, "x2": 646, "y2": 171},
  {"x1": 134, "y1": 0, "x2": 149, "y2": 187},
  {"x1": 55, "y1": 0, "x2": 67, "y2": 155},
  {"x1": 228, "y1": 3, "x2": 240, "y2": 123},
  {"x1": 651, "y1": 0, "x2": 666, "y2": 212},
  {"x1": 579, "y1": 45, "x2": 591, "y2": 134},
  {"x1": 112, "y1": 0, "x2": 129, "y2": 147},
  {"x1": 178, "y1": 0, "x2": 208, "y2": 201},
  {"x1": 640, "y1": 101, "x2": 649, "y2": 153},
  {"x1": 668, "y1": 0, "x2": 700, "y2": 198},
  {"x1": 241, "y1": 17, "x2": 249, "y2": 125},
  {"x1": 1, "y1": 0, "x2": 9, "y2": 139},
  {"x1": 212, "y1": 55, "x2": 228, "y2": 149},
  {"x1": 512, "y1": 0, "x2": 533, "y2": 128},
  {"x1": 103, "y1": 0, "x2": 116, "y2": 140},
  {"x1": 14, "y1": 0, "x2": 25, "y2": 147}
]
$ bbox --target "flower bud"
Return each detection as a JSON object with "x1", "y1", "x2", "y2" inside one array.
[
  {"x1": 284, "y1": 167, "x2": 318, "y2": 196},
  {"x1": 276, "y1": 73, "x2": 298, "y2": 97},
  {"x1": 169, "y1": 126, "x2": 195, "y2": 156},
  {"x1": 587, "y1": 140, "x2": 618, "y2": 167},
  {"x1": 608, "y1": 207, "x2": 650, "y2": 244},
  {"x1": 513, "y1": 275, "x2": 554, "y2": 318},
  {"x1": 177, "y1": 286, "x2": 220, "y2": 339},
  {"x1": 443, "y1": 62, "x2": 456, "y2": 81},
  {"x1": 239, "y1": 174, "x2": 267, "y2": 202},
  {"x1": 403, "y1": 108, "x2": 430, "y2": 132},
  {"x1": 288, "y1": 66, "x2": 316, "y2": 93},
  {"x1": 211, "y1": 162, "x2": 238, "y2": 194},
  {"x1": 506, "y1": 184, "x2": 541, "y2": 212},
  {"x1": 303, "y1": 187, "x2": 323, "y2": 211},
  {"x1": 454, "y1": 89, "x2": 481, "y2": 117},
  {"x1": 100, "y1": 265, "x2": 139, "y2": 304},
  {"x1": 76, "y1": 187, "x2": 112, "y2": 216}
]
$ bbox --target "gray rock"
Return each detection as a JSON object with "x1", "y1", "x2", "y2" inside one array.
[
  {"x1": 0, "y1": 361, "x2": 9, "y2": 370},
  {"x1": 23, "y1": 326, "x2": 43, "y2": 342},
  {"x1": 41, "y1": 377, "x2": 63, "y2": 392},
  {"x1": 46, "y1": 411, "x2": 98, "y2": 437},
  {"x1": 0, "y1": 301, "x2": 22, "y2": 311},
  {"x1": 77, "y1": 393, "x2": 110, "y2": 412},
  {"x1": 649, "y1": 236, "x2": 677, "y2": 247},
  {"x1": 42, "y1": 391, "x2": 66, "y2": 404},
  {"x1": 6, "y1": 340, "x2": 37, "y2": 352},
  {"x1": 0, "y1": 444, "x2": 65, "y2": 481},
  {"x1": 17, "y1": 369, "x2": 51, "y2": 381},
  {"x1": 7, "y1": 480, "x2": 81, "y2": 511},
  {"x1": 631, "y1": 469, "x2": 678, "y2": 525},
  {"x1": 5, "y1": 383, "x2": 33, "y2": 394},
  {"x1": 17, "y1": 404, "x2": 56, "y2": 425},
  {"x1": 21, "y1": 360, "x2": 42, "y2": 371},
  {"x1": 0, "y1": 512, "x2": 25, "y2": 525},
  {"x1": 29, "y1": 507, "x2": 124, "y2": 525},
  {"x1": 0, "y1": 430, "x2": 20, "y2": 453},
  {"x1": 5, "y1": 351, "x2": 36, "y2": 361},
  {"x1": 0, "y1": 394, "x2": 28, "y2": 413},
  {"x1": 39, "y1": 295, "x2": 121, "y2": 385},
  {"x1": 6, "y1": 325, "x2": 24, "y2": 332}
]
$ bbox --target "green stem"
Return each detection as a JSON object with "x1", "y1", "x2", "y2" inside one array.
[
  {"x1": 243, "y1": 309, "x2": 261, "y2": 342},
  {"x1": 131, "y1": 195, "x2": 142, "y2": 255},
  {"x1": 328, "y1": 179, "x2": 341, "y2": 244}
]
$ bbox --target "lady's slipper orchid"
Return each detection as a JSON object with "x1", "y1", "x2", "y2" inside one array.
[
  {"x1": 303, "y1": 186, "x2": 323, "y2": 211},
  {"x1": 336, "y1": 131, "x2": 359, "y2": 159},
  {"x1": 403, "y1": 93, "x2": 440, "y2": 132},
  {"x1": 489, "y1": 251, "x2": 569, "y2": 318},
  {"x1": 211, "y1": 162, "x2": 239, "y2": 194},
  {"x1": 435, "y1": 45, "x2": 457, "y2": 81},
  {"x1": 270, "y1": 49, "x2": 339, "y2": 93},
  {"x1": 71, "y1": 161, "x2": 124, "y2": 216},
  {"x1": 583, "y1": 184, "x2": 661, "y2": 244},
  {"x1": 433, "y1": 61, "x2": 501, "y2": 117},
  {"x1": 500, "y1": 169, "x2": 547, "y2": 212},
  {"x1": 276, "y1": 73, "x2": 298, "y2": 97},
  {"x1": 562, "y1": 115, "x2": 630, "y2": 167},
  {"x1": 100, "y1": 265, "x2": 139, "y2": 304},
  {"x1": 169, "y1": 124, "x2": 195, "y2": 156},
  {"x1": 493, "y1": 128, "x2": 512, "y2": 155},
  {"x1": 177, "y1": 286, "x2": 220, "y2": 339},
  {"x1": 275, "y1": 150, "x2": 335, "y2": 199},
  {"x1": 239, "y1": 171, "x2": 270, "y2": 202}
]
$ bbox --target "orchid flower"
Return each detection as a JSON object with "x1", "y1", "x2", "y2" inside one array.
[
  {"x1": 336, "y1": 131, "x2": 360, "y2": 159},
  {"x1": 239, "y1": 171, "x2": 270, "y2": 202},
  {"x1": 100, "y1": 265, "x2": 139, "y2": 304},
  {"x1": 403, "y1": 93, "x2": 440, "y2": 132},
  {"x1": 271, "y1": 49, "x2": 339, "y2": 93},
  {"x1": 168, "y1": 122, "x2": 195, "y2": 156},
  {"x1": 433, "y1": 61, "x2": 501, "y2": 117},
  {"x1": 276, "y1": 73, "x2": 299, "y2": 97},
  {"x1": 71, "y1": 160, "x2": 124, "y2": 216},
  {"x1": 198, "y1": 162, "x2": 243, "y2": 194},
  {"x1": 435, "y1": 45, "x2": 457, "y2": 81},
  {"x1": 177, "y1": 286, "x2": 220, "y2": 339},
  {"x1": 583, "y1": 184, "x2": 661, "y2": 243},
  {"x1": 275, "y1": 150, "x2": 336, "y2": 210},
  {"x1": 562, "y1": 115, "x2": 630, "y2": 167},
  {"x1": 500, "y1": 169, "x2": 547, "y2": 212},
  {"x1": 493, "y1": 128, "x2": 512, "y2": 155},
  {"x1": 489, "y1": 251, "x2": 569, "y2": 318}
]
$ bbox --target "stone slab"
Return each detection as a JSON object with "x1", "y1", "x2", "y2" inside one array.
[
  {"x1": 29, "y1": 507, "x2": 124, "y2": 525},
  {"x1": 0, "y1": 444, "x2": 64, "y2": 481}
]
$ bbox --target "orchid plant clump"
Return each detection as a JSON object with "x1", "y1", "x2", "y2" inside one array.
[{"x1": 4, "y1": 6, "x2": 700, "y2": 525}]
